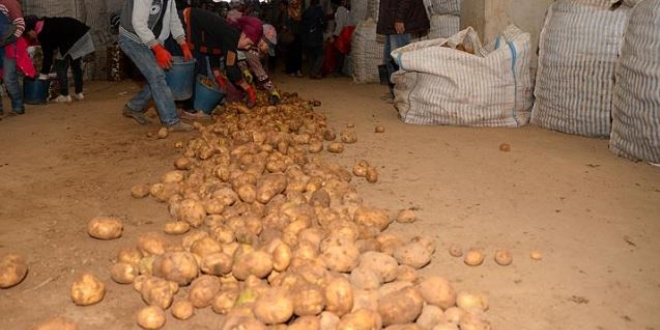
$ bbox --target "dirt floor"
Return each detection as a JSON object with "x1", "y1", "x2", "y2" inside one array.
[{"x1": 0, "y1": 75, "x2": 659, "y2": 330}]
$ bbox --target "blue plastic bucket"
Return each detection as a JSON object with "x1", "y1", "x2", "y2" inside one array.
[
  {"x1": 23, "y1": 78, "x2": 50, "y2": 105},
  {"x1": 165, "y1": 56, "x2": 195, "y2": 101},
  {"x1": 193, "y1": 75, "x2": 224, "y2": 114}
]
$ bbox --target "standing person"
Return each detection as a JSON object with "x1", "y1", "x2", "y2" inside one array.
[
  {"x1": 0, "y1": 0, "x2": 25, "y2": 116},
  {"x1": 328, "y1": 0, "x2": 354, "y2": 76},
  {"x1": 176, "y1": 7, "x2": 262, "y2": 119},
  {"x1": 118, "y1": 0, "x2": 194, "y2": 132},
  {"x1": 301, "y1": 0, "x2": 326, "y2": 79},
  {"x1": 377, "y1": 0, "x2": 429, "y2": 102},
  {"x1": 24, "y1": 16, "x2": 95, "y2": 103},
  {"x1": 283, "y1": 0, "x2": 303, "y2": 77}
]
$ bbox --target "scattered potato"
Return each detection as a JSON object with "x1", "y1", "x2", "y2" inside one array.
[
  {"x1": 324, "y1": 276, "x2": 354, "y2": 317},
  {"x1": 163, "y1": 221, "x2": 190, "y2": 235},
  {"x1": 340, "y1": 130, "x2": 358, "y2": 144},
  {"x1": 292, "y1": 283, "x2": 326, "y2": 316},
  {"x1": 338, "y1": 308, "x2": 383, "y2": 329},
  {"x1": 111, "y1": 262, "x2": 139, "y2": 284},
  {"x1": 232, "y1": 250, "x2": 273, "y2": 280},
  {"x1": 289, "y1": 315, "x2": 321, "y2": 330},
  {"x1": 395, "y1": 209, "x2": 416, "y2": 223},
  {"x1": 32, "y1": 316, "x2": 78, "y2": 330},
  {"x1": 353, "y1": 206, "x2": 392, "y2": 232},
  {"x1": 175, "y1": 199, "x2": 207, "y2": 228},
  {"x1": 418, "y1": 276, "x2": 456, "y2": 310},
  {"x1": 464, "y1": 249, "x2": 484, "y2": 266},
  {"x1": 70, "y1": 272, "x2": 105, "y2": 306},
  {"x1": 157, "y1": 127, "x2": 169, "y2": 139},
  {"x1": 153, "y1": 252, "x2": 199, "y2": 286},
  {"x1": 0, "y1": 253, "x2": 28, "y2": 289},
  {"x1": 393, "y1": 242, "x2": 433, "y2": 269},
  {"x1": 140, "y1": 277, "x2": 177, "y2": 309},
  {"x1": 137, "y1": 306, "x2": 166, "y2": 330},
  {"x1": 87, "y1": 216, "x2": 123, "y2": 240},
  {"x1": 530, "y1": 250, "x2": 543, "y2": 261},
  {"x1": 327, "y1": 142, "x2": 345, "y2": 153},
  {"x1": 358, "y1": 251, "x2": 398, "y2": 283},
  {"x1": 458, "y1": 311, "x2": 491, "y2": 330},
  {"x1": 201, "y1": 252, "x2": 233, "y2": 276},
  {"x1": 443, "y1": 307, "x2": 466, "y2": 324},
  {"x1": 365, "y1": 166, "x2": 379, "y2": 183},
  {"x1": 448, "y1": 245, "x2": 463, "y2": 258},
  {"x1": 499, "y1": 143, "x2": 511, "y2": 152},
  {"x1": 171, "y1": 300, "x2": 194, "y2": 320},
  {"x1": 253, "y1": 287, "x2": 294, "y2": 325},
  {"x1": 189, "y1": 275, "x2": 221, "y2": 308},
  {"x1": 374, "y1": 125, "x2": 385, "y2": 133},
  {"x1": 323, "y1": 128, "x2": 337, "y2": 141},
  {"x1": 378, "y1": 286, "x2": 424, "y2": 326},
  {"x1": 137, "y1": 232, "x2": 169, "y2": 256},
  {"x1": 494, "y1": 249, "x2": 513, "y2": 266},
  {"x1": 456, "y1": 291, "x2": 489, "y2": 312},
  {"x1": 416, "y1": 304, "x2": 446, "y2": 330},
  {"x1": 131, "y1": 184, "x2": 151, "y2": 198}
]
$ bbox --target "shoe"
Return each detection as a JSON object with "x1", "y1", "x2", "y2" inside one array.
[
  {"x1": 167, "y1": 121, "x2": 194, "y2": 132},
  {"x1": 54, "y1": 95, "x2": 72, "y2": 103},
  {"x1": 8, "y1": 109, "x2": 25, "y2": 116},
  {"x1": 180, "y1": 110, "x2": 211, "y2": 121},
  {"x1": 73, "y1": 93, "x2": 84, "y2": 101},
  {"x1": 122, "y1": 106, "x2": 150, "y2": 125}
]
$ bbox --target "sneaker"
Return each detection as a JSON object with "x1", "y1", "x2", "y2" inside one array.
[
  {"x1": 180, "y1": 110, "x2": 211, "y2": 121},
  {"x1": 122, "y1": 106, "x2": 151, "y2": 125},
  {"x1": 167, "y1": 121, "x2": 194, "y2": 132},
  {"x1": 73, "y1": 93, "x2": 84, "y2": 101},
  {"x1": 54, "y1": 95, "x2": 72, "y2": 103}
]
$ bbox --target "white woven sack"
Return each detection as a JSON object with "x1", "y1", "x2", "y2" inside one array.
[
  {"x1": 429, "y1": 0, "x2": 461, "y2": 15},
  {"x1": 351, "y1": 19, "x2": 384, "y2": 84},
  {"x1": 351, "y1": 0, "x2": 369, "y2": 22},
  {"x1": 391, "y1": 25, "x2": 533, "y2": 127},
  {"x1": 610, "y1": 0, "x2": 660, "y2": 163},
  {"x1": 531, "y1": 0, "x2": 631, "y2": 137},
  {"x1": 427, "y1": 14, "x2": 460, "y2": 40},
  {"x1": 367, "y1": 0, "x2": 381, "y2": 21}
]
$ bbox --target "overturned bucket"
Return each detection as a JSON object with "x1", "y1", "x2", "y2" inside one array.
[
  {"x1": 23, "y1": 78, "x2": 50, "y2": 105},
  {"x1": 165, "y1": 56, "x2": 196, "y2": 101},
  {"x1": 194, "y1": 75, "x2": 224, "y2": 114}
]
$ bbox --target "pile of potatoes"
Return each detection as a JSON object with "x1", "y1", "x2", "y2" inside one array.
[{"x1": 113, "y1": 95, "x2": 492, "y2": 330}]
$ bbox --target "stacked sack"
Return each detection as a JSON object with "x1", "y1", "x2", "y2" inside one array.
[
  {"x1": 351, "y1": 18, "x2": 384, "y2": 83},
  {"x1": 609, "y1": 0, "x2": 660, "y2": 164},
  {"x1": 426, "y1": 0, "x2": 461, "y2": 39},
  {"x1": 531, "y1": 0, "x2": 632, "y2": 137}
]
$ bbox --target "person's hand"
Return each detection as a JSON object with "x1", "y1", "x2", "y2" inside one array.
[
  {"x1": 268, "y1": 90, "x2": 281, "y2": 105},
  {"x1": 242, "y1": 69, "x2": 253, "y2": 84},
  {"x1": 395, "y1": 22, "x2": 405, "y2": 34},
  {"x1": 244, "y1": 85, "x2": 257, "y2": 108},
  {"x1": 152, "y1": 44, "x2": 172, "y2": 69},
  {"x1": 214, "y1": 73, "x2": 228, "y2": 92},
  {"x1": 37, "y1": 73, "x2": 49, "y2": 80},
  {"x1": 180, "y1": 43, "x2": 193, "y2": 61}
]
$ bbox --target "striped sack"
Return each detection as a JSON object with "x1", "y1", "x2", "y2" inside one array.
[
  {"x1": 391, "y1": 25, "x2": 533, "y2": 127},
  {"x1": 351, "y1": 18, "x2": 384, "y2": 84}
]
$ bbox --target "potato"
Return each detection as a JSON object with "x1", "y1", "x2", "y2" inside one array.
[
  {"x1": 340, "y1": 129, "x2": 358, "y2": 144},
  {"x1": 411, "y1": 236, "x2": 436, "y2": 254},
  {"x1": 530, "y1": 250, "x2": 543, "y2": 261},
  {"x1": 232, "y1": 250, "x2": 273, "y2": 281},
  {"x1": 161, "y1": 170, "x2": 185, "y2": 184},
  {"x1": 0, "y1": 253, "x2": 28, "y2": 288},
  {"x1": 353, "y1": 206, "x2": 392, "y2": 231},
  {"x1": 365, "y1": 166, "x2": 378, "y2": 183},
  {"x1": 176, "y1": 199, "x2": 207, "y2": 228},
  {"x1": 352, "y1": 289, "x2": 379, "y2": 312},
  {"x1": 396, "y1": 209, "x2": 416, "y2": 223},
  {"x1": 327, "y1": 142, "x2": 345, "y2": 153},
  {"x1": 153, "y1": 252, "x2": 200, "y2": 286},
  {"x1": 323, "y1": 128, "x2": 337, "y2": 141},
  {"x1": 31, "y1": 316, "x2": 78, "y2": 330},
  {"x1": 458, "y1": 311, "x2": 491, "y2": 330},
  {"x1": 448, "y1": 245, "x2": 463, "y2": 258},
  {"x1": 252, "y1": 287, "x2": 294, "y2": 324},
  {"x1": 393, "y1": 242, "x2": 433, "y2": 269},
  {"x1": 384, "y1": 324, "x2": 423, "y2": 330},
  {"x1": 189, "y1": 275, "x2": 221, "y2": 308},
  {"x1": 358, "y1": 251, "x2": 398, "y2": 283},
  {"x1": 417, "y1": 304, "x2": 446, "y2": 330},
  {"x1": 149, "y1": 182, "x2": 179, "y2": 202},
  {"x1": 464, "y1": 249, "x2": 484, "y2": 266},
  {"x1": 236, "y1": 184, "x2": 257, "y2": 203},
  {"x1": 201, "y1": 252, "x2": 233, "y2": 276},
  {"x1": 378, "y1": 286, "x2": 424, "y2": 326},
  {"x1": 111, "y1": 262, "x2": 138, "y2": 284},
  {"x1": 141, "y1": 276, "x2": 177, "y2": 309},
  {"x1": 494, "y1": 249, "x2": 513, "y2": 266},
  {"x1": 171, "y1": 300, "x2": 194, "y2": 320},
  {"x1": 349, "y1": 266, "x2": 382, "y2": 290},
  {"x1": 220, "y1": 316, "x2": 267, "y2": 330},
  {"x1": 375, "y1": 125, "x2": 385, "y2": 133},
  {"x1": 182, "y1": 230, "x2": 209, "y2": 251},
  {"x1": 352, "y1": 160, "x2": 369, "y2": 177},
  {"x1": 87, "y1": 216, "x2": 123, "y2": 240},
  {"x1": 293, "y1": 283, "x2": 326, "y2": 316},
  {"x1": 324, "y1": 276, "x2": 354, "y2": 317},
  {"x1": 456, "y1": 292, "x2": 489, "y2": 312},
  {"x1": 157, "y1": 127, "x2": 169, "y2": 139},
  {"x1": 117, "y1": 247, "x2": 143, "y2": 266},
  {"x1": 203, "y1": 198, "x2": 226, "y2": 215},
  {"x1": 289, "y1": 315, "x2": 321, "y2": 330},
  {"x1": 396, "y1": 265, "x2": 419, "y2": 283},
  {"x1": 320, "y1": 239, "x2": 360, "y2": 273},
  {"x1": 139, "y1": 256, "x2": 156, "y2": 275},
  {"x1": 163, "y1": 221, "x2": 190, "y2": 235},
  {"x1": 136, "y1": 306, "x2": 166, "y2": 330},
  {"x1": 418, "y1": 276, "x2": 456, "y2": 310},
  {"x1": 173, "y1": 156, "x2": 194, "y2": 170},
  {"x1": 131, "y1": 184, "x2": 151, "y2": 198},
  {"x1": 70, "y1": 272, "x2": 105, "y2": 306},
  {"x1": 376, "y1": 234, "x2": 404, "y2": 256},
  {"x1": 443, "y1": 307, "x2": 465, "y2": 324},
  {"x1": 338, "y1": 308, "x2": 383, "y2": 330},
  {"x1": 212, "y1": 287, "x2": 240, "y2": 314},
  {"x1": 137, "y1": 232, "x2": 169, "y2": 256},
  {"x1": 190, "y1": 236, "x2": 222, "y2": 258},
  {"x1": 256, "y1": 173, "x2": 287, "y2": 203},
  {"x1": 432, "y1": 323, "x2": 460, "y2": 330},
  {"x1": 270, "y1": 242, "x2": 292, "y2": 272},
  {"x1": 308, "y1": 140, "x2": 324, "y2": 153}
]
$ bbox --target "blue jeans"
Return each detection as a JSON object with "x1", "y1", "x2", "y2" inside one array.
[
  {"x1": 118, "y1": 34, "x2": 179, "y2": 126},
  {"x1": 383, "y1": 33, "x2": 411, "y2": 95},
  {"x1": 0, "y1": 48, "x2": 25, "y2": 113}
]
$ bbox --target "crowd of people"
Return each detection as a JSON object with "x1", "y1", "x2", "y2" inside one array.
[{"x1": 0, "y1": 0, "x2": 431, "y2": 130}]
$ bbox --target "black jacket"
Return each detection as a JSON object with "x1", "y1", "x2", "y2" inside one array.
[
  {"x1": 301, "y1": 4, "x2": 325, "y2": 47},
  {"x1": 37, "y1": 17, "x2": 90, "y2": 75},
  {"x1": 376, "y1": 0, "x2": 430, "y2": 35}
]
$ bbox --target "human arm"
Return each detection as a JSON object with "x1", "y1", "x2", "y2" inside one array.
[
  {"x1": 131, "y1": 0, "x2": 159, "y2": 47},
  {"x1": 168, "y1": 0, "x2": 186, "y2": 45},
  {"x1": 2, "y1": 0, "x2": 25, "y2": 43},
  {"x1": 394, "y1": 0, "x2": 412, "y2": 33}
]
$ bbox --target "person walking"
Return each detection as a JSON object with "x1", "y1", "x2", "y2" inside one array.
[
  {"x1": 24, "y1": 16, "x2": 95, "y2": 103},
  {"x1": 118, "y1": 0, "x2": 194, "y2": 131},
  {"x1": 0, "y1": 0, "x2": 26, "y2": 116},
  {"x1": 377, "y1": 0, "x2": 429, "y2": 102}
]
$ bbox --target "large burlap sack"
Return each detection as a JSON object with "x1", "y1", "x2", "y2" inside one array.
[
  {"x1": 531, "y1": 0, "x2": 632, "y2": 137},
  {"x1": 429, "y1": 0, "x2": 461, "y2": 15},
  {"x1": 351, "y1": 18, "x2": 384, "y2": 84},
  {"x1": 609, "y1": 0, "x2": 660, "y2": 163},
  {"x1": 427, "y1": 14, "x2": 460, "y2": 40},
  {"x1": 391, "y1": 25, "x2": 533, "y2": 127}
]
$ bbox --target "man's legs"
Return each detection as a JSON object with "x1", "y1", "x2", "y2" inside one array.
[
  {"x1": 56, "y1": 58, "x2": 70, "y2": 96},
  {"x1": 71, "y1": 57, "x2": 84, "y2": 95},
  {"x1": 118, "y1": 34, "x2": 181, "y2": 127},
  {"x1": 3, "y1": 55, "x2": 24, "y2": 114},
  {"x1": 383, "y1": 33, "x2": 411, "y2": 98}
]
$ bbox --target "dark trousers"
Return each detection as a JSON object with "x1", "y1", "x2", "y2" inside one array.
[
  {"x1": 285, "y1": 36, "x2": 303, "y2": 74},
  {"x1": 304, "y1": 44, "x2": 324, "y2": 78},
  {"x1": 56, "y1": 55, "x2": 83, "y2": 96}
]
